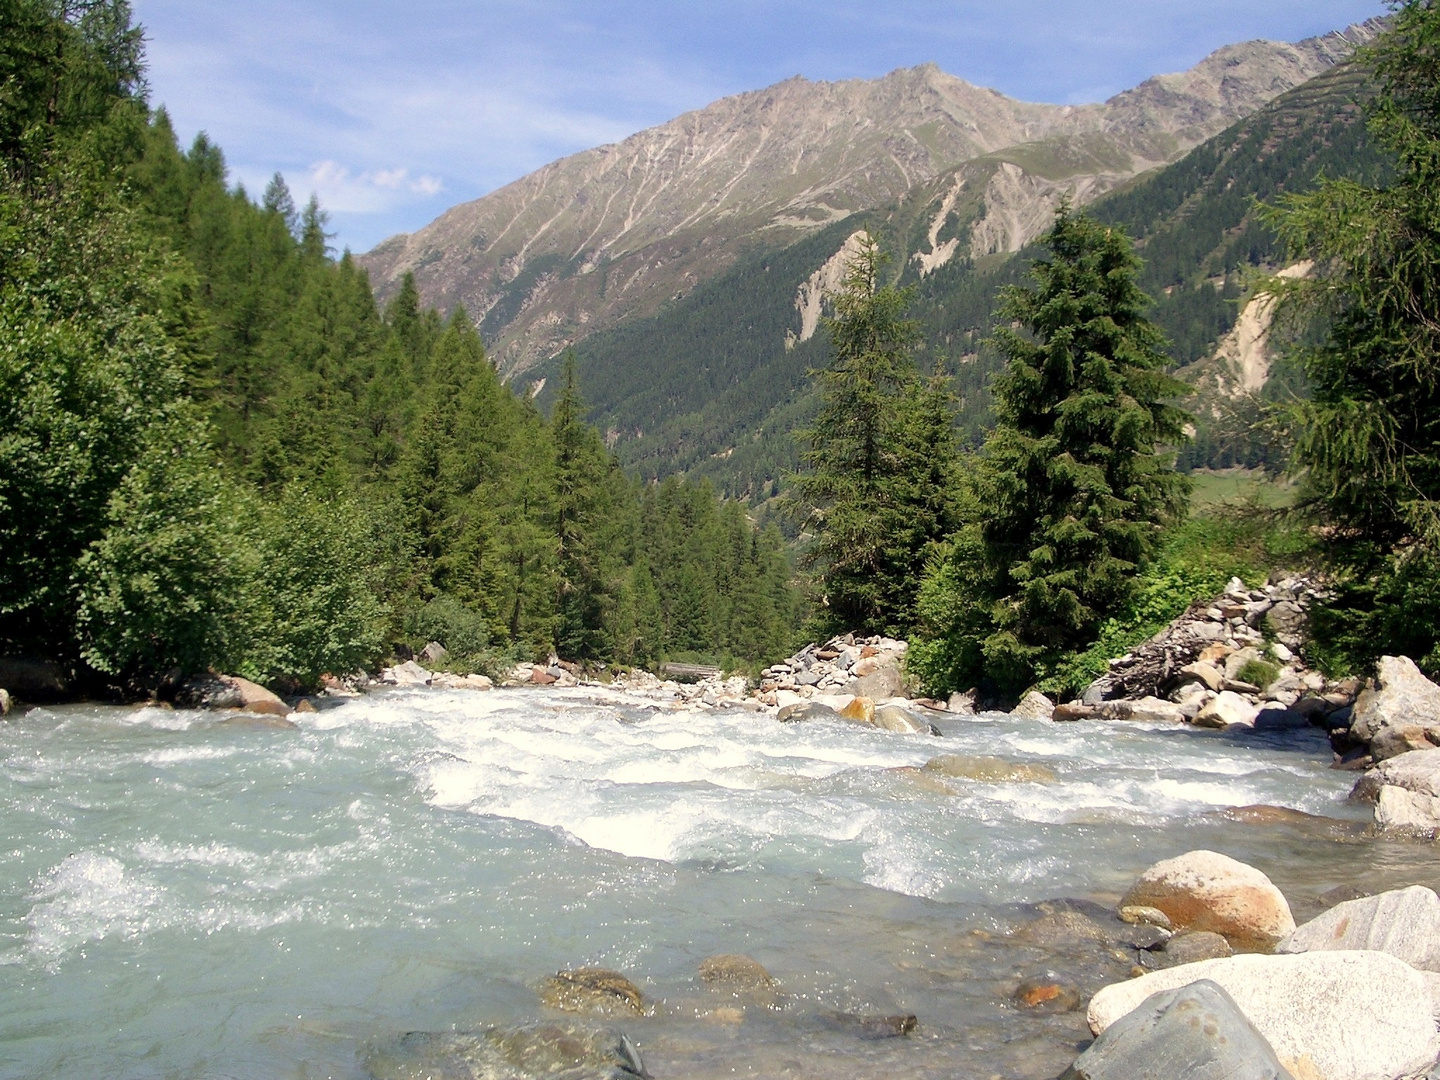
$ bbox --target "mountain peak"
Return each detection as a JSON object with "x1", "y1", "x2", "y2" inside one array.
[{"x1": 359, "y1": 23, "x2": 1374, "y2": 377}]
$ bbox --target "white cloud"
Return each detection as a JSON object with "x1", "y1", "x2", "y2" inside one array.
[{"x1": 297, "y1": 161, "x2": 445, "y2": 214}]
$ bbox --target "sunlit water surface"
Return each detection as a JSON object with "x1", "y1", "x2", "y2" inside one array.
[{"x1": 1, "y1": 687, "x2": 1435, "y2": 1079}]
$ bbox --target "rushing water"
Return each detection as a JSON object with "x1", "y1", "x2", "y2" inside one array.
[{"x1": 1, "y1": 686, "x2": 1436, "y2": 1079}]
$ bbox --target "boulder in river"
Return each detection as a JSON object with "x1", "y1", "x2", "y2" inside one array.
[
  {"x1": 871, "y1": 703, "x2": 940, "y2": 735},
  {"x1": 0, "y1": 688, "x2": 9, "y2": 716},
  {"x1": 1193, "y1": 691, "x2": 1260, "y2": 730},
  {"x1": 846, "y1": 655, "x2": 906, "y2": 700},
  {"x1": 0, "y1": 656, "x2": 67, "y2": 699},
  {"x1": 923, "y1": 754, "x2": 1056, "y2": 784},
  {"x1": 367, "y1": 1024, "x2": 650, "y2": 1080},
  {"x1": 1097, "y1": 696, "x2": 1186, "y2": 724},
  {"x1": 1350, "y1": 656, "x2": 1440, "y2": 761},
  {"x1": 1087, "y1": 951, "x2": 1440, "y2": 1080},
  {"x1": 538, "y1": 968, "x2": 645, "y2": 1017},
  {"x1": 1011, "y1": 691, "x2": 1055, "y2": 721},
  {"x1": 1120, "y1": 850, "x2": 1295, "y2": 948},
  {"x1": 1162, "y1": 930, "x2": 1232, "y2": 965},
  {"x1": 1349, "y1": 747, "x2": 1440, "y2": 834},
  {"x1": 777, "y1": 701, "x2": 838, "y2": 724},
  {"x1": 1061, "y1": 979, "x2": 1294, "y2": 1080},
  {"x1": 837, "y1": 696, "x2": 876, "y2": 725},
  {"x1": 698, "y1": 954, "x2": 775, "y2": 990},
  {"x1": 177, "y1": 673, "x2": 290, "y2": 716},
  {"x1": 1278, "y1": 886, "x2": 1440, "y2": 970}
]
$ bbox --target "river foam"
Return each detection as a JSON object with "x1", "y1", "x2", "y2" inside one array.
[{"x1": 0, "y1": 686, "x2": 1401, "y2": 1080}]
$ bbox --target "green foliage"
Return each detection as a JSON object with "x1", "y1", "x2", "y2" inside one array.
[
  {"x1": 0, "y1": 108, "x2": 193, "y2": 657},
  {"x1": 1260, "y1": 1, "x2": 1440, "y2": 673},
  {"x1": 235, "y1": 488, "x2": 384, "y2": 689},
  {"x1": 74, "y1": 416, "x2": 247, "y2": 682},
  {"x1": 1014, "y1": 514, "x2": 1313, "y2": 699},
  {"x1": 0, "y1": 0, "x2": 799, "y2": 693},
  {"x1": 911, "y1": 208, "x2": 1190, "y2": 697},
  {"x1": 404, "y1": 593, "x2": 490, "y2": 659},
  {"x1": 1237, "y1": 658, "x2": 1281, "y2": 689},
  {"x1": 790, "y1": 234, "x2": 958, "y2": 636}
]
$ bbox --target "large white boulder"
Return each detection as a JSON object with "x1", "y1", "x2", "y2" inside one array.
[
  {"x1": 1193, "y1": 691, "x2": 1260, "y2": 730},
  {"x1": 1278, "y1": 886, "x2": 1440, "y2": 971},
  {"x1": 1350, "y1": 656, "x2": 1440, "y2": 760},
  {"x1": 1351, "y1": 747, "x2": 1440, "y2": 834},
  {"x1": 1120, "y1": 850, "x2": 1295, "y2": 948},
  {"x1": 1087, "y1": 951, "x2": 1440, "y2": 1080}
]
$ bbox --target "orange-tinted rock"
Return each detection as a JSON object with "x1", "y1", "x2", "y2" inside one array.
[{"x1": 1120, "y1": 850, "x2": 1295, "y2": 949}]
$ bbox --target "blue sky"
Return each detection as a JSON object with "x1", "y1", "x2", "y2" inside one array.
[{"x1": 130, "y1": 0, "x2": 1387, "y2": 254}]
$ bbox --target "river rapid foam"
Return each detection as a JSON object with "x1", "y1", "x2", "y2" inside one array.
[{"x1": 0, "y1": 686, "x2": 1432, "y2": 1079}]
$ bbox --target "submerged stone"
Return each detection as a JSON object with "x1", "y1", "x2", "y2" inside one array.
[
  {"x1": 538, "y1": 969, "x2": 645, "y2": 1017},
  {"x1": 367, "y1": 1024, "x2": 650, "y2": 1080},
  {"x1": 698, "y1": 953, "x2": 775, "y2": 990}
]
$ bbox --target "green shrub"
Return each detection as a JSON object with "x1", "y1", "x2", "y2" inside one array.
[
  {"x1": 405, "y1": 593, "x2": 491, "y2": 659},
  {"x1": 1236, "y1": 658, "x2": 1281, "y2": 689},
  {"x1": 234, "y1": 488, "x2": 386, "y2": 690},
  {"x1": 75, "y1": 416, "x2": 248, "y2": 684}
]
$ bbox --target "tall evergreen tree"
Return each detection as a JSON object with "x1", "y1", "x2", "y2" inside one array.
[
  {"x1": 1263, "y1": 0, "x2": 1440, "y2": 670},
  {"x1": 791, "y1": 233, "x2": 958, "y2": 636},
  {"x1": 912, "y1": 206, "x2": 1189, "y2": 696}
]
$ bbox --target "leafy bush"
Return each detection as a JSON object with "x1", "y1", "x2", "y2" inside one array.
[
  {"x1": 1306, "y1": 548, "x2": 1440, "y2": 678},
  {"x1": 404, "y1": 593, "x2": 491, "y2": 659},
  {"x1": 75, "y1": 416, "x2": 248, "y2": 684},
  {"x1": 234, "y1": 488, "x2": 386, "y2": 690}
]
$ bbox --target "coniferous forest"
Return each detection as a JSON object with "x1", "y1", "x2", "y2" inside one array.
[
  {"x1": 0, "y1": 0, "x2": 797, "y2": 694},
  {"x1": 8, "y1": 0, "x2": 1440, "y2": 712}
]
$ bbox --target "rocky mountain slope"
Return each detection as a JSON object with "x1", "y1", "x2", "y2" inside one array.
[
  {"x1": 550, "y1": 60, "x2": 1388, "y2": 499},
  {"x1": 360, "y1": 20, "x2": 1381, "y2": 377}
]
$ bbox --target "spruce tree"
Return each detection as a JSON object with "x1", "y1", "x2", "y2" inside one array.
[
  {"x1": 1263, "y1": 1, "x2": 1440, "y2": 669},
  {"x1": 792, "y1": 232, "x2": 958, "y2": 636},
  {"x1": 550, "y1": 353, "x2": 613, "y2": 659},
  {"x1": 914, "y1": 206, "x2": 1189, "y2": 696}
]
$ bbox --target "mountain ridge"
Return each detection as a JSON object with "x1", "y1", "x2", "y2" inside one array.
[{"x1": 359, "y1": 18, "x2": 1384, "y2": 376}]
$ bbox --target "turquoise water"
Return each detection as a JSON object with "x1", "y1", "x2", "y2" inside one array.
[{"x1": 0, "y1": 687, "x2": 1425, "y2": 1079}]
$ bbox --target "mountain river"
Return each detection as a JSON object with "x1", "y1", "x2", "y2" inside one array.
[{"x1": 1, "y1": 685, "x2": 1436, "y2": 1079}]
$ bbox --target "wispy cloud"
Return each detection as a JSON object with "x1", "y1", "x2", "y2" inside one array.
[{"x1": 132, "y1": 0, "x2": 1386, "y2": 252}]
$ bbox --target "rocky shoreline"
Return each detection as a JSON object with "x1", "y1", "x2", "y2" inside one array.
[{"x1": 365, "y1": 857, "x2": 1440, "y2": 1080}]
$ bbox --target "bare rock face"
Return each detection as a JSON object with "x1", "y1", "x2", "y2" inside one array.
[
  {"x1": 1350, "y1": 656, "x2": 1440, "y2": 760},
  {"x1": 1278, "y1": 886, "x2": 1440, "y2": 971},
  {"x1": 1061, "y1": 979, "x2": 1294, "y2": 1080},
  {"x1": 1120, "y1": 850, "x2": 1295, "y2": 948},
  {"x1": 1087, "y1": 951, "x2": 1440, "y2": 1080}
]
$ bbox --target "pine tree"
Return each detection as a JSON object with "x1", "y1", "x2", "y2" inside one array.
[
  {"x1": 913, "y1": 206, "x2": 1189, "y2": 696},
  {"x1": 791, "y1": 232, "x2": 957, "y2": 636},
  {"x1": 551, "y1": 352, "x2": 614, "y2": 658},
  {"x1": 1262, "y1": 1, "x2": 1440, "y2": 670}
]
